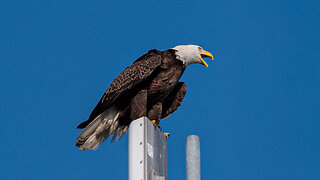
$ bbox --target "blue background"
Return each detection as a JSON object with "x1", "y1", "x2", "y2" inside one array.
[{"x1": 1, "y1": 0, "x2": 319, "y2": 179}]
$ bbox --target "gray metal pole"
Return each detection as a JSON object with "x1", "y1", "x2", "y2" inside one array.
[
  {"x1": 129, "y1": 117, "x2": 167, "y2": 180},
  {"x1": 186, "y1": 135, "x2": 201, "y2": 180}
]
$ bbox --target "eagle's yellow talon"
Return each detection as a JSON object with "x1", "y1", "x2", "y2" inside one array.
[
  {"x1": 151, "y1": 120, "x2": 157, "y2": 125},
  {"x1": 164, "y1": 133, "x2": 170, "y2": 138},
  {"x1": 151, "y1": 120, "x2": 162, "y2": 129}
]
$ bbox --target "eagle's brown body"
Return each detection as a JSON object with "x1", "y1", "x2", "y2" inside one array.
[{"x1": 76, "y1": 49, "x2": 187, "y2": 150}]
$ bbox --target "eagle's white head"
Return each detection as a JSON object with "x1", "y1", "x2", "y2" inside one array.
[{"x1": 172, "y1": 45, "x2": 213, "y2": 67}]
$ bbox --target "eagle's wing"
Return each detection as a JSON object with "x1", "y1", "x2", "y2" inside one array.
[
  {"x1": 161, "y1": 82, "x2": 187, "y2": 119},
  {"x1": 77, "y1": 50, "x2": 162, "y2": 129},
  {"x1": 101, "y1": 50, "x2": 162, "y2": 105}
]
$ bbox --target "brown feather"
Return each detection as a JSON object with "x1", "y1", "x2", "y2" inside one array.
[{"x1": 161, "y1": 82, "x2": 187, "y2": 119}]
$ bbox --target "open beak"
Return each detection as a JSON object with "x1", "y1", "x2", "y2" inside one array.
[{"x1": 200, "y1": 49, "x2": 214, "y2": 67}]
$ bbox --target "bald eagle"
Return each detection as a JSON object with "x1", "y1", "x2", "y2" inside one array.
[{"x1": 76, "y1": 45, "x2": 213, "y2": 150}]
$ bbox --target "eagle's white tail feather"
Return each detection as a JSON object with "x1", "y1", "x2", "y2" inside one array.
[
  {"x1": 118, "y1": 126, "x2": 128, "y2": 140},
  {"x1": 75, "y1": 106, "x2": 128, "y2": 151}
]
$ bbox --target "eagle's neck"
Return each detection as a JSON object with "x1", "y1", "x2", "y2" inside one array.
[
  {"x1": 171, "y1": 49, "x2": 198, "y2": 68},
  {"x1": 168, "y1": 49, "x2": 190, "y2": 68}
]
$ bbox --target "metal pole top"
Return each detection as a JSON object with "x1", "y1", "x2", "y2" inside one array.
[{"x1": 186, "y1": 135, "x2": 201, "y2": 180}]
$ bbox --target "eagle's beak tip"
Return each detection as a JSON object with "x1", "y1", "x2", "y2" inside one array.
[{"x1": 200, "y1": 50, "x2": 213, "y2": 67}]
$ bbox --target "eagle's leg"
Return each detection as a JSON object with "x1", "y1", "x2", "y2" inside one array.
[
  {"x1": 148, "y1": 102, "x2": 162, "y2": 129},
  {"x1": 130, "y1": 89, "x2": 148, "y2": 120},
  {"x1": 160, "y1": 82, "x2": 186, "y2": 138},
  {"x1": 161, "y1": 82, "x2": 187, "y2": 119},
  {"x1": 149, "y1": 102, "x2": 169, "y2": 138}
]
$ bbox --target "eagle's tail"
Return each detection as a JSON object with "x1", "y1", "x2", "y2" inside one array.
[{"x1": 75, "y1": 106, "x2": 128, "y2": 151}]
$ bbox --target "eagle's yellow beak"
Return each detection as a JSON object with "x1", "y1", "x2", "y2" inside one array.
[{"x1": 200, "y1": 49, "x2": 214, "y2": 67}]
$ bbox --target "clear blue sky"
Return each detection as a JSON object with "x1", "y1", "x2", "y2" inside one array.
[{"x1": 1, "y1": 0, "x2": 319, "y2": 179}]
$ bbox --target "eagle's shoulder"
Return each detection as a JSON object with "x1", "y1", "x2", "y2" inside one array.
[
  {"x1": 160, "y1": 49, "x2": 182, "y2": 69},
  {"x1": 101, "y1": 49, "x2": 162, "y2": 105}
]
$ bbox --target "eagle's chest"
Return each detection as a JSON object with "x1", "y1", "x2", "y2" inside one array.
[{"x1": 148, "y1": 64, "x2": 184, "y2": 98}]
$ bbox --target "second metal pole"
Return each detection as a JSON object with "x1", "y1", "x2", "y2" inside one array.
[{"x1": 186, "y1": 135, "x2": 201, "y2": 180}]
